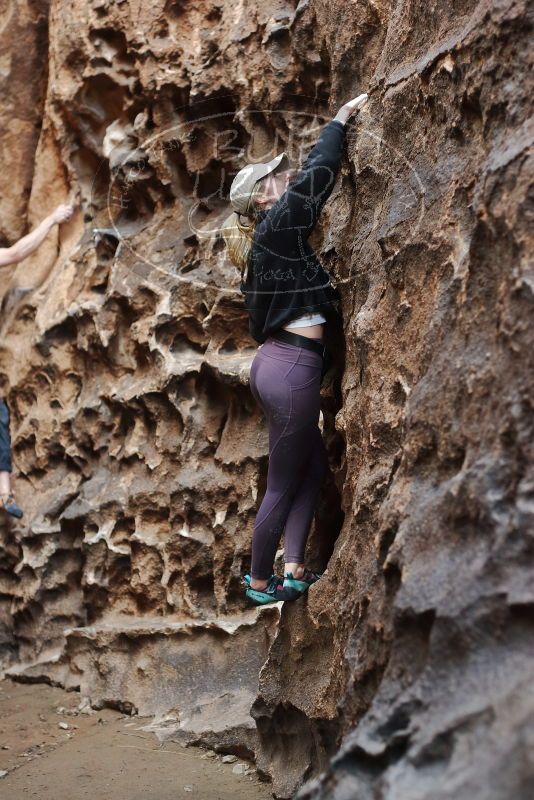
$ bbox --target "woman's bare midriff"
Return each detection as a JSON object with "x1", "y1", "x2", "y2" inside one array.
[{"x1": 282, "y1": 323, "x2": 324, "y2": 340}]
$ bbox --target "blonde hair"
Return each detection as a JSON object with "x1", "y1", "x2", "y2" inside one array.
[{"x1": 221, "y1": 179, "x2": 265, "y2": 280}]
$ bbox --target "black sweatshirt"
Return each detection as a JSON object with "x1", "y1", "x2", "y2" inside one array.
[{"x1": 240, "y1": 119, "x2": 346, "y2": 344}]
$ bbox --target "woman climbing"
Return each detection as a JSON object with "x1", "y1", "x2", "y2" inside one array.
[
  {"x1": 0, "y1": 202, "x2": 74, "y2": 520},
  {"x1": 222, "y1": 93, "x2": 368, "y2": 605}
]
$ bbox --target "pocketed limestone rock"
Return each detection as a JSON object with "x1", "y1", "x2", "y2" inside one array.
[{"x1": 0, "y1": 1, "x2": 532, "y2": 799}]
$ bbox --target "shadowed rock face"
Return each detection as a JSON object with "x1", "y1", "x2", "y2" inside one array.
[{"x1": 0, "y1": 1, "x2": 532, "y2": 799}]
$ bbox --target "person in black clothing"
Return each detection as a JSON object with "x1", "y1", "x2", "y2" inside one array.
[
  {"x1": 222, "y1": 93, "x2": 368, "y2": 604},
  {"x1": 0, "y1": 400, "x2": 21, "y2": 517},
  {"x1": 0, "y1": 202, "x2": 75, "y2": 519}
]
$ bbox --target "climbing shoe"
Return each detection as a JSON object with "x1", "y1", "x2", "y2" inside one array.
[
  {"x1": 283, "y1": 568, "x2": 323, "y2": 601},
  {"x1": 0, "y1": 493, "x2": 24, "y2": 519},
  {"x1": 242, "y1": 573, "x2": 289, "y2": 605}
]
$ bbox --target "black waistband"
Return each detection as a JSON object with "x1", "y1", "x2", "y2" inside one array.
[{"x1": 269, "y1": 328, "x2": 326, "y2": 358}]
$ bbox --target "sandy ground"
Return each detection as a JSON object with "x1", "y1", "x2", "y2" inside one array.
[{"x1": 0, "y1": 679, "x2": 273, "y2": 799}]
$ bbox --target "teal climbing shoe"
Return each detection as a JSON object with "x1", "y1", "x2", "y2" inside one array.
[
  {"x1": 283, "y1": 568, "x2": 323, "y2": 601},
  {"x1": 242, "y1": 573, "x2": 289, "y2": 605},
  {"x1": 0, "y1": 493, "x2": 23, "y2": 519}
]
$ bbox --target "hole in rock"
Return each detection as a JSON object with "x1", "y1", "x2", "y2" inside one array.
[
  {"x1": 170, "y1": 334, "x2": 206, "y2": 355},
  {"x1": 164, "y1": 0, "x2": 187, "y2": 17},
  {"x1": 389, "y1": 379, "x2": 407, "y2": 406},
  {"x1": 378, "y1": 524, "x2": 398, "y2": 567},
  {"x1": 219, "y1": 338, "x2": 238, "y2": 353},
  {"x1": 178, "y1": 259, "x2": 200, "y2": 274},
  {"x1": 76, "y1": 74, "x2": 129, "y2": 139},
  {"x1": 88, "y1": 29, "x2": 133, "y2": 67},
  {"x1": 155, "y1": 318, "x2": 205, "y2": 351}
]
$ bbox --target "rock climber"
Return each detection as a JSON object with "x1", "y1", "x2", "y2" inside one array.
[
  {"x1": 222, "y1": 93, "x2": 369, "y2": 604},
  {"x1": 0, "y1": 202, "x2": 75, "y2": 519}
]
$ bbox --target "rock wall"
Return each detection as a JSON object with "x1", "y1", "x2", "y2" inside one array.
[{"x1": 1, "y1": 1, "x2": 533, "y2": 799}]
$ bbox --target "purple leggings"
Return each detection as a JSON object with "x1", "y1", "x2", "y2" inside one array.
[{"x1": 249, "y1": 336, "x2": 329, "y2": 579}]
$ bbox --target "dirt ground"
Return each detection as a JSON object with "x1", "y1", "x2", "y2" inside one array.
[{"x1": 0, "y1": 679, "x2": 273, "y2": 800}]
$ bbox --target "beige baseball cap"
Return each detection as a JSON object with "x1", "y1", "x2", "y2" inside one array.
[{"x1": 229, "y1": 151, "x2": 291, "y2": 215}]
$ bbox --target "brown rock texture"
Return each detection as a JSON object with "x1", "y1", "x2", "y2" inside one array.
[{"x1": 1, "y1": 1, "x2": 533, "y2": 799}]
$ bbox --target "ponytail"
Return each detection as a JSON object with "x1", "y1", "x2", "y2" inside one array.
[
  {"x1": 221, "y1": 211, "x2": 257, "y2": 281},
  {"x1": 222, "y1": 178, "x2": 265, "y2": 280}
]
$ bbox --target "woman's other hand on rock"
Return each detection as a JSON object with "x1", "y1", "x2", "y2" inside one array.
[{"x1": 333, "y1": 93, "x2": 369, "y2": 124}]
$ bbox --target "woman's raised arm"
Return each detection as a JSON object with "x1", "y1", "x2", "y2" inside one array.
[{"x1": 254, "y1": 93, "x2": 368, "y2": 248}]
